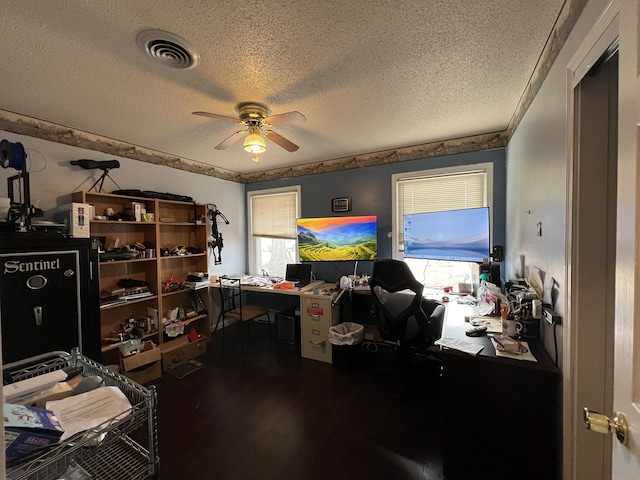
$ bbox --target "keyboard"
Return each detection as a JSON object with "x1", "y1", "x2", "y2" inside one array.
[{"x1": 298, "y1": 280, "x2": 325, "y2": 292}]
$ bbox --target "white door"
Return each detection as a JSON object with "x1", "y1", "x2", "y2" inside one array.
[
  {"x1": 610, "y1": 0, "x2": 640, "y2": 476},
  {"x1": 569, "y1": 1, "x2": 640, "y2": 478}
]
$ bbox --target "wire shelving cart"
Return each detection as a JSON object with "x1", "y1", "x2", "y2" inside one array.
[{"x1": 4, "y1": 348, "x2": 159, "y2": 479}]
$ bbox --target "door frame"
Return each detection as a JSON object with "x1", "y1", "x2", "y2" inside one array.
[{"x1": 565, "y1": 1, "x2": 620, "y2": 479}]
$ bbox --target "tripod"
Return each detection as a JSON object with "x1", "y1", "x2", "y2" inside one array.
[{"x1": 89, "y1": 167, "x2": 122, "y2": 193}]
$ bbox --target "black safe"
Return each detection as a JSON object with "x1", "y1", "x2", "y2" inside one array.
[{"x1": 0, "y1": 232, "x2": 101, "y2": 364}]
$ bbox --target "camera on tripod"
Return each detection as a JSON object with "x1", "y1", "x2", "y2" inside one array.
[{"x1": 70, "y1": 159, "x2": 121, "y2": 192}]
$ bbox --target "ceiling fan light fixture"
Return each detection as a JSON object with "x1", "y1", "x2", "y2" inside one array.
[{"x1": 244, "y1": 127, "x2": 266, "y2": 154}]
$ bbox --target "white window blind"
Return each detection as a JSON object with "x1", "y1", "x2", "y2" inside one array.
[
  {"x1": 397, "y1": 170, "x2": 487, "y2": 215},
  {"x1": 396, "y1": 170, "x2": 488, "y2": 251},
  {"x1": 250, "y1": 191, "x2": 298, "y2": 239}
]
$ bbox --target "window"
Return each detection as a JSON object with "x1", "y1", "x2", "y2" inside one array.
[
  {"x1": 248, "y1": 186, "x2": 301, "y2": 278},
  {"x1": 392, "y1": 163, "x2": 493, "y2": 287}
]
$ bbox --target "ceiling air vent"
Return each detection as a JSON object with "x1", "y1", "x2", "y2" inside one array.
[{"x1": 136, "y1": 29, "x2": 200, "y2": 69}]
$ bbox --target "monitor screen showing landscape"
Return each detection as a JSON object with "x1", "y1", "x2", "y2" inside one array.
[
  {"x1": 297, "y1": 216, "x2": 378, "y2": 262},
  {"x1": 403, "y1": 207, "x2": 490, "y2": 263}
]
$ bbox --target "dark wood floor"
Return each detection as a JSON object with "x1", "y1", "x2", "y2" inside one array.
[{"x1": 153, "y1": 323, "x2": 444, "y2": 480}]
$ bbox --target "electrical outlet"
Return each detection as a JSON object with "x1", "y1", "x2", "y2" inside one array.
[{"x1": 543, "y1": 306, "x2": 561, "y2": 325}]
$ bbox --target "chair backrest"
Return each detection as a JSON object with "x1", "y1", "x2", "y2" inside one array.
[
  {"x1": 419, "y1": 299, "x2": 446, "y2": 345},
  {"x1": 369, "y1": 259, "x2": 445, "y2": 348},
  {"x1": 219, "y1": 277, "x2": 242, "y2": 313}
]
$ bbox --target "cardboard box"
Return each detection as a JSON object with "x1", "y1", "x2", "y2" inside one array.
[
  {"x1": 4, "y1": 403, "x2": 64, "y2": 463},
  {"x1": 119, "y1": 341, "x2": 162, "y2": 384},
  {"x1": 130, "y1": 202, "x2": 145, "y2": 222},
  {"x1": 160, "y1": 335, "x2": 207, "y2": 372},
  {"x1": 56, "y1": 202, "x2": 91, "y2": 238},
  {"x1": 20, "y1": 382, "x2": 75, "y2": 409}
]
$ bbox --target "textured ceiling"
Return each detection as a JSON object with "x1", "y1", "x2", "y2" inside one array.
[{"x1": 0, "y1": 0, "x2": 567, "y2": 178}]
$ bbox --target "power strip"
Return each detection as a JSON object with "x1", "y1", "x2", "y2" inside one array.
[{"x1": 543, "y1": 306, "x2": 561, "y2": 325}]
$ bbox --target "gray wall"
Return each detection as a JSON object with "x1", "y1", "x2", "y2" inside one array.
[
  {"x1": 505, "y1": 0, "x2": 609, "y2": 370},
  {"x1": 0, "y1": 130, "x2": 247, "y2": 277},
  {"x1": 247, "y1": 148, "x2": 506, "y2": 284}
]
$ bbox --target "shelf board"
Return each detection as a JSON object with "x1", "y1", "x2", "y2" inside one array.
[
  {"x1": 91, "y1": 220, "x2": 156, "y2": 226},
  {"x1": 101, "y1": 330, "x2": 159, "y2": 352},
  {"x1": 161, "y1": 284, "x2": 209, "y2": 296},
  {"x1": 161, "y1": 333, "x2": 210, "y2": 350},
  {"x1": 178, "y1": 313, "x2": 207, "y2": 327},
  {"x1": 159, "y1": 221, "x2": 205, "y2": 226},
  {"x1": 161, "y1": 288, "x2": 192, "y2": 297},
  {"x1": 99, "y1": 257, "x2": 157, "y2": 265},
  {"x1": 159, "y1": 253, "x2": 207, "y2": 261},
  {"x1": 100, "y1": 294, "x2": 158, "y2": 310},
  {"x1": 79, "y1": 191, "x2": 154, "y2": 203},
  {"x1": 158, "y1": 199, "x2": 200, "y2": 207}
]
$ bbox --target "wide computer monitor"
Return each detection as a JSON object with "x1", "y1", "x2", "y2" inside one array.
[
  {"x1": 297, "y1": 215, "x2": 377, "y2": 262},
  {"x1": 403, "y1": 207, "x2": 490, "y2": 263}
]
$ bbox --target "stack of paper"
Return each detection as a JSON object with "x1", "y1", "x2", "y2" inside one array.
[{"x1": 435, "y1": 338, "x2": 484, "y2": 356}]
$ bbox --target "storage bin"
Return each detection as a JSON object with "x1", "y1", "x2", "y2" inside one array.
[
  {"x1": 275, "y1": 306, "x2": 300, "y2": 345},
  {"x1": 329, "y1": 322, "x2": 364, "y2": 370}
]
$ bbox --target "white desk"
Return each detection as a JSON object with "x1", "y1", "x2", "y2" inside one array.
[{"x1": 212, "y1": 279, "x2": 340, "y2": 363}]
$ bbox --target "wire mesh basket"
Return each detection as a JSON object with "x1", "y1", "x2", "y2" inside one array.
[{"x1": 4, "y1": 349, "x2": 159, "y2": 480}]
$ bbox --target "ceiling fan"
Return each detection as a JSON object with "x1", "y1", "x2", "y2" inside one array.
[{"x1": 192, "y1": 102, "x2": 306, "y2": 160}]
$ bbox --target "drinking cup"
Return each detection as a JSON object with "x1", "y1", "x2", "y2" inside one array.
[{"x1": 502, "y1": 318, "x2": 523, "y2": 337}]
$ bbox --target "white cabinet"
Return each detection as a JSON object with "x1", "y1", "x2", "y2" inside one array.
[{"x1": 300, "y1": 295, "x2": 338, "y2": 363}]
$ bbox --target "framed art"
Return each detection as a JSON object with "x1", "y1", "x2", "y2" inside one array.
[{"x1": 331, "y1": 197, "x2": 352, "y2": 212}]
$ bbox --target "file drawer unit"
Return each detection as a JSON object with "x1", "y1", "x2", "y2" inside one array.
[{"x1": 300, "y1": 295, "x2": 338, "y2": 363}]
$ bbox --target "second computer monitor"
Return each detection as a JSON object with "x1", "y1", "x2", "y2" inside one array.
[{"x1": 285, "y1": 263, "x2": 312, "y2": 286}]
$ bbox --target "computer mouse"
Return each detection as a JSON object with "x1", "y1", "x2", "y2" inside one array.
[{"x1": 465, "y1": 326, "x2": 487, "y2": 337}]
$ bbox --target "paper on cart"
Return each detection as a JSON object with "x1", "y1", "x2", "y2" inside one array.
[{"x1": 46, "y1": 386, "x2": 132, "y2": 441}]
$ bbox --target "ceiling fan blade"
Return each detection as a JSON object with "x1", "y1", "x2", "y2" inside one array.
[
  {"x1": 264, "y1": 130, "x2": 299, "y2": 152},
  {"x1": 215, "y1": 131, "x2": 246, "y2": 150},
  {"x1": 265, "y1": 111, "x2": 306, "y2": 126},
  {"x1": 192, "y1": 111, "x2": 241, "y2": 123}
]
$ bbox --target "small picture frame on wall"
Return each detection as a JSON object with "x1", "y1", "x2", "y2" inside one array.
[{"x1": 331, "y1": 197, "x2": 352, "y2": 212}]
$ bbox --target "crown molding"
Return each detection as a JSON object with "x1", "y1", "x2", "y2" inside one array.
[
  {"x1": 0, "y1": 109, "x2": 505, "y2": 184},
  {"x1": 241, "y1": 132, "x2": 507, "y2": 184},
  {"x1": 0, "y1": 109, "x2": 243, "y2": 182}
]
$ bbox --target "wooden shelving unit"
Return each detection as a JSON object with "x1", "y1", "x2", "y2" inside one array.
[{"x1": 72, "y1": 191, "x2": 211, "y2": 367}]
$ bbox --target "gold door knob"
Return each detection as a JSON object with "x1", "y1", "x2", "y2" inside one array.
[{"x1": 583, "y1": 407, "x2": 629, "y2": 445}]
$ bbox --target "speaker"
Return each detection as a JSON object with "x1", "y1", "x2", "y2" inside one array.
[
  {"x1": 480, "y1": 263, "x2": 501, "y2": 288},
  {"x1": 492, "y1": 245, "x2": 504, "y2": 262}
]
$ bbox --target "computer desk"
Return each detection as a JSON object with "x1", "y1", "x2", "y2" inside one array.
[
  {"x1": 433, "y1": 300, "x2": 560, "y2": 480},
  {"x1": 212, "y1": 278, "x2": 341, "y2": 363},
  {"x1": 342, "y1": 290, "x2": 561, "y2": 480}
]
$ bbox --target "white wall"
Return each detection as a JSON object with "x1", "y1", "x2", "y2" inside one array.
[
  {"x1": 0, "y1": 130, "x2": 247, "y2": 276},
  {"x1": 506, "y1": 0, "x2": 608, "y2": 367}
]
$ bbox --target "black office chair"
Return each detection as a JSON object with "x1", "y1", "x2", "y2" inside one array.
[
  {"x1": 217, "y1": 278, "x2": 271, "y2": 354},
  {"x1": 369, "y1": 259, "x2": 446, "y2": 397}
]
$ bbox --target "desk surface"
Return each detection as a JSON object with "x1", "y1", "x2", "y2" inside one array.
[
  {"x1": 215, "y1": 277, "x2": 336, "y2": 298},
  {"x1": 440, "y1": 299, "x2": 558, "y2": 371},
  {"x1": 345, "y1": 289, "x2": 557, "y2": 370}
]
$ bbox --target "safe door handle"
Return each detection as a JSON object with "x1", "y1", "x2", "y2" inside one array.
[
  {"x1": 583, "y1": 407, "x2": 629, "y2": 445},
  {"x1": 33, "y1": 306, "x2": 43, "y2": 326}
]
